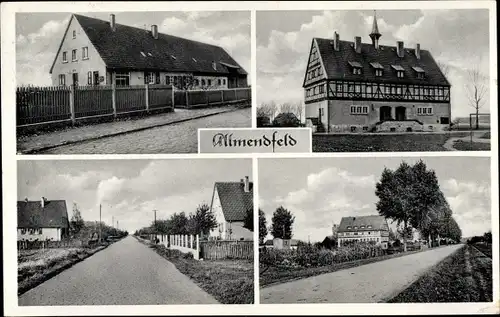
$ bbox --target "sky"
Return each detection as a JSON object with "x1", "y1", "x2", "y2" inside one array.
[
  {"x1": 259, "y1": 157, "x2": 491, "y2": 243},
  {"x1": 15, "y1": 11, "x2": 250, "y2": 86},
  {"x1": 256, "y1": 9, "x2": 491, "y2": 118},
  {"x1": 18, "y1": 159, "x2": 252, "y2": 233}
]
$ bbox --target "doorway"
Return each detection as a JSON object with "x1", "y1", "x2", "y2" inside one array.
[
  {"x1": 72, "y1": 73, "x2": 79, "y2": 86},
  {"x1": 380, "y1": 106, "x2": 392, "y2": 121},
  {"x1": 395, "y1": 106, "x2": 406, "y2": 121}
]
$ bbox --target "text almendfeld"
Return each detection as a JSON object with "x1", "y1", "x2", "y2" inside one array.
[{"x1": 212, "y1": 131, "x2": 297, "y2": 152}]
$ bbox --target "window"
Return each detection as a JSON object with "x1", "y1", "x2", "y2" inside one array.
[
  {"x1": 375, "y1": 69, "x2": 383, "y2": 76},
  {"x1": 201, "y1": 79, "x2": 205, "y2": 86},
  {"x1": 72, "y1": 49, "x2": 77, "y2": 61},
  {"x1": 155, "y1": 72, "x2": 161, "y2": 84},
  {"x1": 140, "y1": 51, "x2": 146, "y2": 57},
  {"x1": 208, "y1": 79, "x2": 212, "y2": 86},
  {"x1": 115, "y1": 72, "x2": 130, "y2": 86},
  {"x1": 72, "y1": 30, "x2": 76, "y2": 39},
  {"x1": 82, "y1": 47, "x2": 88, "y2": 59},
  {"x1": 21, "y1": 228, "x2": 27, "y2": 234},
  {"x1": 37, "y1": 228, "x2": 43, "y2": 234},
  {"x1": 194, "y1": 78, "x2": 199, "y2": 86},
  {"x1": 147, "y1": 53, "x2": 153, "y2": 57},
  {"x1": 417, "y1": 107, "x2": 433, "y2": 115},
  {"x1": 93, "y1": 71, "x2": 99, "y2": 85},
  {"x1": 397, "y1": 70, "x2": 404, "y2": 78},
  {"x1": 353, "y1": 67, "x2": 362, "y2": 75},
  {"x1": 350, "y1": 105, "x2": 369, "y2": 114},
  {"x1": 166, "y1": 76, "x2": 171, "y2": 85},
  {"x1": 29, "y1": 228, "x2": 35, "y2": 235},
  {"x1": 87, "y1": 71, "x2": 92, "y2": 85},
  {"x1": 416, "y1": 72, "x2": 424, "y2": 79},
  {"x1": 62, "y1": 51, "x2": 68, "y2": 63},
  {"x1": 174, "y1": 76, "x2": 179, "y2": 85},
  {"x1": 368, "y1": 225, "x2": 372, "y2": 229},
  {"x1": 58, "y1": 74, "x2": 66, "y2": 86},
  {"x1": 144, "y1": 71, "x2": 155, "y2": 84},
  {"x1": 223, "y1": 79, "x2": 226, "y2": 85},
  {"x1": 218, "y1": 79, "x2": 221, "y2": 86}
]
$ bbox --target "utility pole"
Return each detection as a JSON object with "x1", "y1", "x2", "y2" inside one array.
[
  {"x1": 112, "y1": 216, "x2": 114, "y2": 228},
  {"x1": 99, "y1": 204, "x2": 102, "y2": 243}
]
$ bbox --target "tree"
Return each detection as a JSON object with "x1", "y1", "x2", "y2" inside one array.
[
  {"x1": 465, "y1": 62, "x2": 487, "y2": 130},
  {"x1": 186, "y1": 204, "x2": 218, "y2": 238},
  {"x1": 437, "y1": 61, "x2": 450, "y2": 78},
  {"x1": 243, "y1": 208, "x2": 254, "y2": 232},
  {"x1": 167, "y1": 212, "x2": 189, "y2": 235},
  {"x1": 70, "y1": 203, "x2": 85, "y2": 235},
  {"x1": 483, "y1": 231, "x2": 492, "y2": 245},
  {"x1": 259, "y1": 209, "x2": 268, "y2": 245},
  {"x1": 279, "y1": 102, "x2": 295, "y2": 114},
  {"x1": 272, "y1": 112, "x2": 301, "y2": 127},
  {"x1": 294, "y1": 101, "x2": 304, "y2": 122},
  {"x1": 270, "y1": 206, "x2": 295, "y2": 239}
]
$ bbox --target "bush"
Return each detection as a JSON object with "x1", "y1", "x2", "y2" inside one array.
[
  {"x1": 257, "y1": 116, "x2": 271, "y2": 127},
  {"x1": 272, "y1": 112, "x2": 301, "y2": 127}
]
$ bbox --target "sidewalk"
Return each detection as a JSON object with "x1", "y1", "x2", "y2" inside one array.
[
  {"x1": 17, "y1": 106, "x2": 241, "y2": 154},
  {"x1": 443, "y1": 131, "x2": 491, "y2": 151}
]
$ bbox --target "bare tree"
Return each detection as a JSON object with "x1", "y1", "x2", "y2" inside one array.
[
  {"x1": 279, "y1": 102, "x2": 295, "y2": 115},
  {"x1": 465, "y1": 63, "x2": 488, "y2": 130},
  {"x1": 268, "y1": 101, "x2": 278, "y2": 121},
  {"x1": 437, "y1": 61, "x2": 451, "y2": 78},
  {"x1": 294, "y1": 101, "x2": 304, "y2": 122}
]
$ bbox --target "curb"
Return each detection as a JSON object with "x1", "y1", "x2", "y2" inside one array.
[
  {"x1": 17, "y1": 239, "x2": 122, "y2": 296},
  {"x1": 19, "y1": 107, "x2": 243, "y2": 154}
]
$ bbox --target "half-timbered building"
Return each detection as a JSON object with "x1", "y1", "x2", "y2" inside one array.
[{"x1": 303, "y1": 13, "x2": 451, "y2": 133}]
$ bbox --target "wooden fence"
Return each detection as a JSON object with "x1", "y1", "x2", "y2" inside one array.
[
  {"x1": 17, "y1": 85, "x2": 251, "y2": 128},
  {"x1": 200, "y1": 240, "x2": 253, "y2": 260},
  {"x1": 174, "y1": 87, "x2": 251, "y2": 108}
]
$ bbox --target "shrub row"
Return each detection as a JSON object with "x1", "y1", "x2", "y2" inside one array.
[{"x1": 260, "y1": 243, "x2": 385, "y2": 269}]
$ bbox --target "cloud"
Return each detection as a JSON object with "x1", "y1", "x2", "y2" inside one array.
[
  {"x1": 267, "y1": 167, "x2": 376, "y2": 242},
  {"x1": 442, "y1": 178, "x2": 491, "y2": 237}
]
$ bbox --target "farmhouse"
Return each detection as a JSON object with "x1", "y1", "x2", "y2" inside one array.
[
  {"x1": 209, "y1": 176, "x2": 254, "y2": 241},
  {"x1": 303, "y1": 12, "x2": 451, "y2": 133},
  {"x1": 337, "y1": 215, "x2": 390, "y2": 249},
  {"x1": 17, "y1": 197, "x2": 70, "y2": 241},
  {"x1": 50, "y1": 14, "x2": 248, "y2": 89}
]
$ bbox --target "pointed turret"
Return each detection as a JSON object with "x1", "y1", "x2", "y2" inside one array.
[{"x1": 369, "y1": 10, "x2": 382, "y2": 49}]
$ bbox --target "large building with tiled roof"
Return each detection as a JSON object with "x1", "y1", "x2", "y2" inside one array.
[
  {"x1": 209, "y1": 176, "x2": 253, "y2": 241},
  {"x1": 337, "y1": 215, "x2": 390, "y2": 249},
  {"x1": 50, "y1": 14, "x2": 248, "y2": 89},
  {"x1": 303, "y1": 12, "x2": 451, "y2": 133},
  {"x1": 17, "y1": 197, "x2": 70, "y2": 241}
]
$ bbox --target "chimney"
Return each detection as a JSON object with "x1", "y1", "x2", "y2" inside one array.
[
  {"x1": 110, "y1": 14, "x2": 116, "y2": 31},
  {"x1": 151, "y1": 24, "x2": 158, "y2": 39},
  {"x1": 397, "y1": 41, "x2": 404, "y2": 58},
  {"x1": 415, "y1": 43, "x2": 421, "y2": 59},
  {"x1": 24, "y1": 197, "x2": 28, "y2": 203},
  {"x1": 244, "y1": 176, "x2": 250, "y2": 193},
  {"x1": 354, "y1": 36, "x2": 362, "y2": 53},
  {"x1": 333, "y1": 31, "x2": 340, "y2": 51},
  {"x1": 40, "y1": 197, "x2": 45, "y2": 208}
]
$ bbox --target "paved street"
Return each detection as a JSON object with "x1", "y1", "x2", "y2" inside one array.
[
  {"x1": 19, "y1": 236, "x2": 218, "y2": 305},
  {"x1": 40, "y1": 108, "x2": 250, "y2": 154},
  {"x1": 260, "y1": 244, "x2": 463, "y2": 303}
]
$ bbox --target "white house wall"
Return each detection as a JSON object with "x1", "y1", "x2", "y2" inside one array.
[
  {"x1": 17, "y1": 228, "x2": 61, "y2": 241},
  {"x1": 51, "y1": 15, "x2": 107, "y2": 86},
  {"x1": 227, "y1": 221, "x2": 253, "y2": 241},
  {"x1": 210, "y1": 187, "x2": 227, "y2": 240}
]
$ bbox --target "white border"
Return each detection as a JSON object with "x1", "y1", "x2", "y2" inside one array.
[{"x1": 2, "y1": 1, "x2": 499, "y2": 316}]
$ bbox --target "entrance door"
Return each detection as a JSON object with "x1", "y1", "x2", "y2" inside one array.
[
  {"x1": 72, "y1": 73, "x2": 79, "y2": 86},
  {"x1": 395, "y1": 106, "x2": 406, "y2": 121},
  {"x1": 93, "y1": 71, "x2": 99, "y2": 86},
  {"x1": 380, "y1": 106, "x2": 391, "y2": 121}
]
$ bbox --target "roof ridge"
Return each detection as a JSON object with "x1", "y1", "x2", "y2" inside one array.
[
  {"x1": 316, "y1": 37, "x2": 429, "y2": 52},
  {"x1": 73, "y1": 13, "x2": 225, "y2": 52}
]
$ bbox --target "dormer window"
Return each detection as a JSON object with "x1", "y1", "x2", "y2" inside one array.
[
  {"x1": 368, "y1": 225, "x2": 372, "y2": 229},
  {"x1": 347, "y1": 226, "x2": 352, "y2": 229},
  {"x1": 140, "y1": 51, "x2": 146, "y2": 57},
  {"x1": 391, "y1": 65, "x2": 405, "y2": 78},
  {"x1": 370, "y1": 62, "x2": 384, "y2": 77},
  {"x1": 192, "y1": 58, "x2": 197, "y2": 62},
  {"x1": 147, "y1": 52, "x2": 153, "y2": 57},
  {"x1": 412, "y1": 66, "x2": 425, "y2": 79},
  {"x1": 354, "y1": 226, "x2": 358, "y2": 229},
  {"x1": 171, "y1": 55, "x2": 177, "y2": 60},
  {"x1": 212, "y1": 62, "x2": 217, "y2": 70},
  {"x1": 349, "y1": 61, "x2": 362, "y2": 75}
]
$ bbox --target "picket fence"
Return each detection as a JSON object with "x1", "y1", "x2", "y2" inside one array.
[
  {"x1": 200, "y1": 240, "x2": 253, "y2": 260},
  {"x1": 16, "y1": 85, "x2": 251, "y2": 128},
  {"x1": 17, "y1": 239, "x2": 84, "y2": 250}
]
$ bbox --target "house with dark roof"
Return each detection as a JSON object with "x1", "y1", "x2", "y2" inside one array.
[
  {"x1": 261, "y1": 238, "x2": 299, "y2": 250},
  {"x1": 17, "y1": 197, "x2": 70, "y2": 241},
  {"x1": 303, "y1": 12, "x2": 451, "y2": 133},
  {"x1": 337, "y1": 215, "x2": 390, "y2": 249},
  {"x1": 209, "y1": 176, "x2": 253, "y2": 241},
  {"x1": 50, "y1": 14, "x2": 248, "y2": 90}
]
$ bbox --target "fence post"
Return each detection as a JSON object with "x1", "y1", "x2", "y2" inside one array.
[
  {"x1": 206, "y1": 90, "x2": 210, "y2": 106},
  {"x1": 171, "y1": 86, "x2": 175, "y2": 109},
  {"x1": 222, "y1": 90, "x2": 225, "y2": 105},
  {"x1": 190, "y1": 235, "x2": 194, "y2": 249},
  {"x1": 112, "y1": 83, "x2": 117, "y2": 118},
  {"x1": 185, "y1": 90, "x2": 190, "y2": 109},
  {"x1": 145, "y1": 84, "x2": 149, "y2": 113},
  {"x1": 69, "y1": 86, "x2": 75, "y2": 124}
]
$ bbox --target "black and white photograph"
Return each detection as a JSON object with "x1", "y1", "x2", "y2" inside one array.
[
  {"x1": 256, "y1": 10, "x2": 491, "y2": 152},
  {"x1": 259, "y1": 157, "x2": 493, "y2": 303},
  {"x1": 16, "y1": 11, "x2": 251, "y2": 154},
  {"x1": 17, "y1": 159, "x2": 254, "y2": 305}
]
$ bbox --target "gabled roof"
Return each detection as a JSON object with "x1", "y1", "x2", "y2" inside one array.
[
  {"x1": 213, "y1": 181, "x2": 253, "y2": 222},
  {"x1": 338, "y1": 215, "x2": 389, "y2": 233},
  {"x1": 313, "y1": 38, "x2": 450, "y2": 86},
  {"x1": 51, "y1": 14, "x2": 247, "y2": 75},
  {"x1": 17, "y1": 200, "x2": 69, "y2": 228}
]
